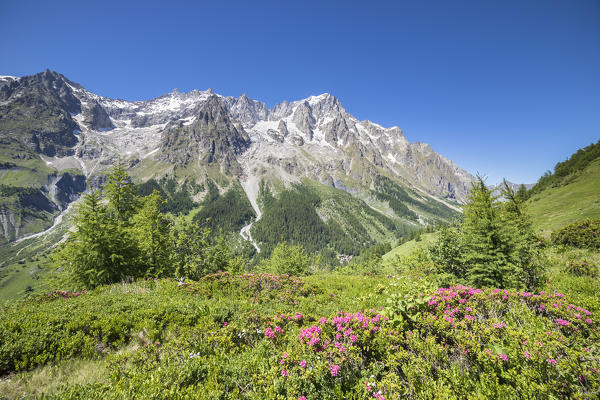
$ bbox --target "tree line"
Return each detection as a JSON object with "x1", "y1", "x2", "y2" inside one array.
[{"x1": 51, "y1": 163, "x2": 236, "y2": 289}]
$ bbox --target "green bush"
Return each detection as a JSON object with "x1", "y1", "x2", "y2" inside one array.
[
  {"x1": 259, "y1": 242, "x2": 310, "y2": 276},
  {"x1": 551, "y1": 218, "x2": 600, "y2": 249},
  {"x1": 566, "y1": 259, "x2": 598, "y2": 277}
]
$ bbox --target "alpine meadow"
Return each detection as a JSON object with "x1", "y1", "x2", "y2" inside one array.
[{"x1": 1, "y1": 1, "x2": 600, "y2": 399}]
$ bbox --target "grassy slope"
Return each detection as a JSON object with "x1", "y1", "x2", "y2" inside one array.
[
  {"x1": 382, "y1": 232, "x2": 438, "y2": 264},
  {"x1": 0, "y1": 208, "x2": 73, "y2": 300},
  {"x1": 1, "y1": 261, "x2": 598, "y2": 399},
  {"x1": 527, "y1": 158, "x2": 600, "y2": 237}
]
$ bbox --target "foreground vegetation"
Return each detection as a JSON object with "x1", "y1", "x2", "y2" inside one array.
[{"x1": 0, "y1": 247, "x2": 598, "y2": 399}]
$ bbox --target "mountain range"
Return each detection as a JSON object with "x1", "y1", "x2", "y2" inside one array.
[{"x1": 0, "y1": 70, "x2": 474, "y2": 252}]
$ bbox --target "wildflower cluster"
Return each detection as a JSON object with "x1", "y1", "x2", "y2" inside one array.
[
  {"x1": 44, "y1": 289, "x2": 87, "y2": 300},
  {"x1": 2, "y1": 275, "x2": 599, "y2": 399}
]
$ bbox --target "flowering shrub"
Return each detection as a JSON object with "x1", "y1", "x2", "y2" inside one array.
[
  {"x1": 43, "y1": 290, "x2": 88, "y2": 300},
  {"x1": 551, "y1": 218, "x2": 600, "y2": 249},
  {"x1": 1, "y1": 276, "x2": 599, "y2": 399},
  {"x1": 566, "y1": 259, "x2": 598, "y2": 277}
]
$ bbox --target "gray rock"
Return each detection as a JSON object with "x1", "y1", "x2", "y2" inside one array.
[{"x1": 83, "y1": 101, "x2": 114, "y2": 131}]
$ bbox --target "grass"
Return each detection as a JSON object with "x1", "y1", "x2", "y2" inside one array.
[
  {"x1": 0, "y1": 151, "x2": 56, "y2": 188},
  {"x1": 527, "y1": 158, "x2": 600, "y2": 237},
  {"x1": 0, "y1": 264, "x2": 41, "y2": 301},
  {"x1": 541, "y1": 246, "x2": 600, "y2": 314},
  {"x1": 382, "y1": 232, "x2": 438, "y2": 264},
  {"x1": 0, "y1": 359, "x2": 107, "y2": 399}
]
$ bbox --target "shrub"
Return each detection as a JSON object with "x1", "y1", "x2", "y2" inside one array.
[
  {"x1": 566, "y1": 259, "x2": 598, "y2": 277},
  {"x1": 260, "y1": 242, "x2": 310, "y2": 276},
  {"x1": 551, "y1": 218, "x2": 600, "y2": 249}
]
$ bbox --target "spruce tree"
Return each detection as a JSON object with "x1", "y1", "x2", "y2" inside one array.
[
  {"x1": 52, "y1": 164, "x2": 142, "y2": 288},
  {"x1": 52, "y1": 187, "x2": 137, "y2": 288},
  {"x1": 130, "y1": 191, "x2": 173, "y2": 277},
  {"x1": 499, "y1": 180, "x2": 544, "y2": 288},
  {"x1": 435, "y1": 176, "x2": 545, "y2": 289},
  {"x1": 461, "y1": 177, "x2": 511, "y2": 287},
  {"x1": 52, "y1": 187, "x2": 108, "y2": 287},
  {"x1": 104, "y1": 161, "x2": 138, "y2": 224},
  {"x1": 516, "y1": 184, "x2": 528, "y2": 202}
]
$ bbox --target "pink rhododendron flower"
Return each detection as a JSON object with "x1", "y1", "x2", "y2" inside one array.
[
  {"x1": 329, "y1": 364, "x2": 340, "y2": 376},
  {"x1": 264, "y1": 328, "x2": 275, "y2": 339}
]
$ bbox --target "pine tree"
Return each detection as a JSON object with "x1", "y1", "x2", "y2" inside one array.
[
  {"x1": 52, "y1": 187, "x2": 137, "y2": 288},
  {"x1": 461, "y1": 177, "x2": 511, "y2": 287},
  {"x1": 104, "y1": 161, "x2": 138, "y2": 224},
  {"x1": 130, "y1": 191, "x2": 173, "y2": 277}
]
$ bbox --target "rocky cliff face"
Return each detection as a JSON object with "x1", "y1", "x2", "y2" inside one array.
[
  {"x1": 0, "y1": 70, "x2": 81, "y2": 157},
  {"x1": 0, "y1": 70, "x2": 475, "y2": 242},
  {"x1": 82, "y1": 101, "x2": 114, "y2": 131},
  {"x1": 159, "y1": 96, "x2": 250, "y2": 173}
]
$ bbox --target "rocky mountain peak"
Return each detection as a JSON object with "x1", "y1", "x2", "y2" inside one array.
[
  {"x1": 0, "y1": 70, "x2": 82, "y2": 157},
  {"x1": 227, "y1": 93, "x2": 268, "y2": 128},
  {"x1": 1, "y1": 70, "x2": 474, "y2": 201},
  {"x1": 158, "y1": 94, "x2": 250, "y2": 174}
]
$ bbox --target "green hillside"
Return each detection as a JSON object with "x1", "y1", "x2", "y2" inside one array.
[
  {"x1": 382, "y1": 232, "x2": 438, "y2": 263},
  {"x1": 527, "y1": 156, "x2": 600, "y2": 236}
]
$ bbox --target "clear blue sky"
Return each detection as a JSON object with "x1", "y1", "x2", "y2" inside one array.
[{"x1": 1, "y1": 0, "x2": 599, "y2": 184}]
